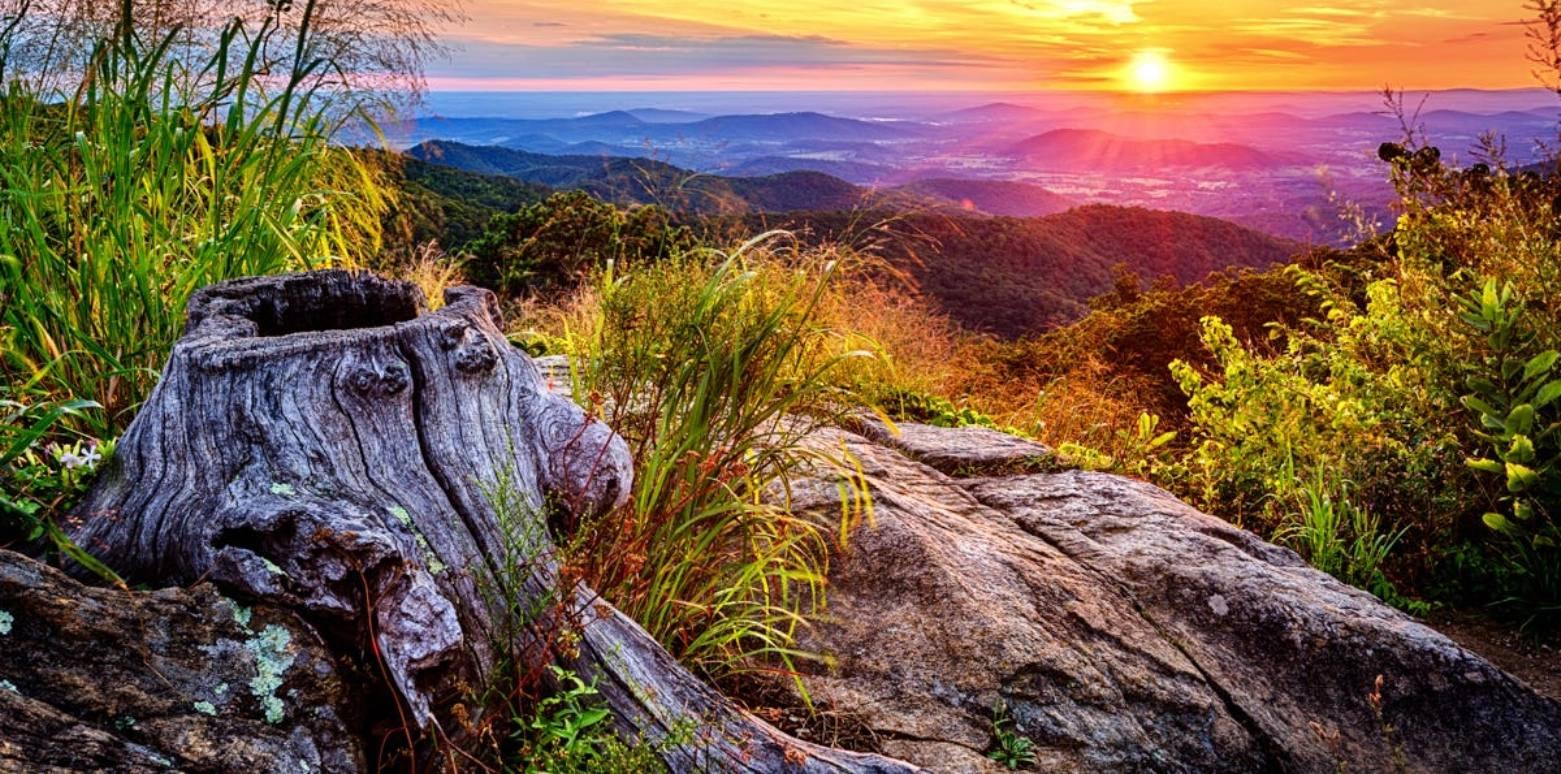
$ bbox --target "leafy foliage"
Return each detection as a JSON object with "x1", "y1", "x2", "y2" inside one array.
[
  {"x1": 509, "y1": 667, "x2": 668, "y2": 773},
  {"x1": 0, "y1": 390, "x2": 122, "y2": 585},
  {"x1": 987, "y1": 701, "x2": 1037, "y2": 770},
  {"x1": 1458, "y1": 280, "x2": 1561, "y2": 631},
  {"x1": 1058, "y1": 412, "x2": 1176, "y2": 478},
  {"x1": 466, "y1": 191, "x2": 696, "y2": 294},
  {"x1": 1113, "y1": 133, "x2": 1561, "y2": 628},
  {"x1": 1275, "y1": 467, "x2": 1413, "y2": 608},
  {"x1": 876, "y1": 389, "x2": 1005, "y2": 431},
  {"x1": 381, "y1": 156, "x2": 549, "y2": 252}
]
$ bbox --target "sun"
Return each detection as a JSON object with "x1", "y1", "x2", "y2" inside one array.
[{"x1": 1125, "y1": 50, "x2": 1174, "y2": 93}]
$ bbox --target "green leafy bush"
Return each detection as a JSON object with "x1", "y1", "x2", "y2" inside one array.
[
  {"x1": 509, "y1": 666, "x2": 668, "y2": 774},
  {"x1": 1140, "y1": 136, "x2": 1561, "y2": 628},
  {"x1": 1458, "y1": 280, "x2": 1561, "y2": 631},
  {"x1": 1169, "y1": 287, "x2": 1470, "y2": 543},
  {"x1": 465, "y1": 190, "x2": 694, "y2": 295}
]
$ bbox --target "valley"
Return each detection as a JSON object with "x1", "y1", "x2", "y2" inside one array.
[{"x1": 372, "y1": 89, "x2": 1561, "y2": 246}]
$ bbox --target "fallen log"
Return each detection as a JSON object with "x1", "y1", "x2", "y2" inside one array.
[{"x1": 72, "y1": 270, "x2": 913, "y2": 772}]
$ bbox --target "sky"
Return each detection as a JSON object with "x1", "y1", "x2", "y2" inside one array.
[{"x1": 425, "y1": 0, "x2": 1538, "y2": 92}]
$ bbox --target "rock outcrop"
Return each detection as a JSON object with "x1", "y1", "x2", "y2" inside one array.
[
  {"x1": 787, "y1": 420, "x2": 1561, "y2": 773},
  {"x1": 0, "y1": 549, "x2": 363, "y2": 772},
  {"x1": 7, "y1": 348, "x2": 1560, "y2": 773}
]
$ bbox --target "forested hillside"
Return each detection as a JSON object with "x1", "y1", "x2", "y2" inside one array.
[
  {"x1": 401, "y1": 152, "x2": 1300, "y2": 335},
  {"x1": 386, "y1": 157, "x2": 549, "y2": 249},
  {"x1": 736, "y1": 205, "x2": 1301, "y2": 334},
  {"x1": 407, "y1": 140, "x2": 906, "y2": 214}
]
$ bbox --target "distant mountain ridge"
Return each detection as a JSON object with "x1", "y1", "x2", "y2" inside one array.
[
  {"x1": 678, "y1": 112, "x2": 919, "y2": 141},
  {"x1": 407, "y1": 140, "x2": 1075, "y2": 218},
  {"x1": 407, "y1": 140, "x2": 912, "y2": 214},
  {"x1": 378, "y1": 110, "x2": 925, "y2": 149}
]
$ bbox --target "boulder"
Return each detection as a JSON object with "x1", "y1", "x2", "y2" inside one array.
[
  {"x1": 786, "y1": 422, "x2": 1561, "y2": 773},
  {"x1": 0, "y1": 549, "x2": 363, "y2": 772}
]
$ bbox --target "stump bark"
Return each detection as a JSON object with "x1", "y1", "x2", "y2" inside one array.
[{"x1": 72, "y1": 270, "x2": 913, "y2": 772}]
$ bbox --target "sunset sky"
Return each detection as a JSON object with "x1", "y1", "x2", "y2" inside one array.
[{"x1": 427, "y1": 1, "x2": 1537, "y2": 92}]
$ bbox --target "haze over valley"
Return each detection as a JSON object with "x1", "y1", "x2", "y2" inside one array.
[{"x1": 379, "y1": 88, "x2": 1561, "y2": 246}]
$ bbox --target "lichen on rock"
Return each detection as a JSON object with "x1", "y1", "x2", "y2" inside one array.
[
  {"x1": 0, "y1": 549, "x2": 362, "y2": 771},
  {"x1": 245, "y1": 624, "x2": 297, "y2": 724}
]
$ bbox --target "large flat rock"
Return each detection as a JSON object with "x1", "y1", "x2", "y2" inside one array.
[
  {"x1": 848, "y1": 416, "x2": 1053, "y2": 476},
  {"x1": 787, "y1": 425, "x2": 1561, "y2": 772}
]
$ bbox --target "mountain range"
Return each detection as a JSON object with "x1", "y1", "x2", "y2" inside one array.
[
  {"x1": 407, "y1": 140, "x2": 1076, "y2": 218},
  {"x1": 399, "y1": 143, "x2": 1300, "y2": 336}
]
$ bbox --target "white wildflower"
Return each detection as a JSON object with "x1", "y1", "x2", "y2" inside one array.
[{"x1": 55, "y1": 443, "x2": 101, "y2": 470}]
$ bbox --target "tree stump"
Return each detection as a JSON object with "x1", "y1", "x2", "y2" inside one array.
[{"x1": 72, "y1": 271, "x2": 913, "y2": 772}]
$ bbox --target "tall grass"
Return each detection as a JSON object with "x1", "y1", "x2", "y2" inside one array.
[
  {"x1": 0, "y1": 1, "x2": 388, "y2": 434},
  {"x1": 550, "y1": 237, "x2": 874, "y2": 681},
  {"x1": 1276, "y1": 466, "x2": 1410, "y2": 606}
]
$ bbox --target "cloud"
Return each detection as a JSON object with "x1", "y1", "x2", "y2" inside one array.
[
  {"x1": 1227, "y1": 15, "x2": 1379, "y2": 47},
  {"x1": 1050, "y1": 0, "x2": 1141, "y2": 25},
  {"x1": 1240, "y1": 47, "x2": 1314, "y2": 61},
  {"x1": 444, "y1": 0, "x2": 1532, "y2": 90},
  {"x1": 1291, "y1": 7, "x2": 1375, "y2": 18},
  {"x1": 430, "y1": 33, "x2": 1004, "y2": 80},
  {"x1": 1002, "y1": 0, "x2": 1141, "y2": 26}
]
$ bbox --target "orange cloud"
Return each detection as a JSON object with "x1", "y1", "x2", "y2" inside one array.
[{"x1": 438, "y1": 0, "x2": 1533, "y2": 91}]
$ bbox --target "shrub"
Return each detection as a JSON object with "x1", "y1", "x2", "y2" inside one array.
[
  {"x1": 1458, "y1": 280, "x2": 1561, "y2": 632},
  {"x1": 1168, "y1": 272, "x2": 1472, "y2": 568},
  {"x1": 465, "y1": 190, "x2": 695, "y2": 295},
  {"x1": 1145, "y1": 134, "x2": 1561, "y2": 624}
]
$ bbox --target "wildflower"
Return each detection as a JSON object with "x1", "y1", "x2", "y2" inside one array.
[{"x1": 58, "y1": 444, "x2": 102, "y2": 470}]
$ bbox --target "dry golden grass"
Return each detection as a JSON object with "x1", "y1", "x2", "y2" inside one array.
[
  {"x1": 391, "y1": 244, "x2": 468, "y2": 310},
  {"x1": 514, "y1": 240, "x2": 1156, "y2": 463}
]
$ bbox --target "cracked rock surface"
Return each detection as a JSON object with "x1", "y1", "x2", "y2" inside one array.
[
  {"x1": 0, "y1": 549, "x2": 362, "y2": 773},
  {"x1": 788, "y1": 422, "x2": 1561, "y2": 773}
]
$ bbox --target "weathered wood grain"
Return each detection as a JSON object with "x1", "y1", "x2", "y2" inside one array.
[{"x1": 72, "y1": 270, "x2": 915, "y2": 772}]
